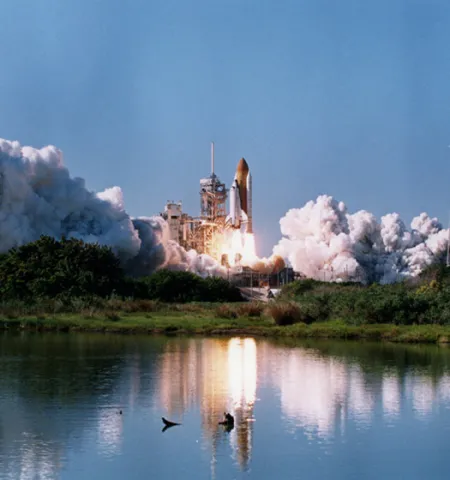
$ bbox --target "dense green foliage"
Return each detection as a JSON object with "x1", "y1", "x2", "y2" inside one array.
[
  {"x1": 135, "y1": 270, "x2": 242, "y2": 303},
  {"x1": 0, "y1": 236, "x2": 124, "y2": 300},
  {"x1": 0, "y1": 236, "x2": 242, "y2": 303},
  {"x1": 279, "y1": 264, "x2": 450, "y2": 325},
  {"x1": 1, "y1": 236, "x2": 449, "y2": 328}
]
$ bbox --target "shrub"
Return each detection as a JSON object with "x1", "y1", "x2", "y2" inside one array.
[
  {"x1": 281, "y1": 278, "x2": 318, "y2": 297},
  {"x1": 236, "y1": 302, "x2": 264, "y2": 318},
  {"x1": 138, "y1": 270, "x2": 243, "y2": 303},
  {"x1": 201, "y1": 276, "x2": 243, "y2": 303},
  {"x1": 105, "y1": 311, "x2": 121, "y2": 321},
  {"x1": 268, "y1": 302, "x2": 314, "y2": 326},
  {"x1": 215, "y1": 304, "x2": 238, "y2": 319},
  {"x1": 126, "y1": 299, "x2": 161, "y2": 313},
  {"x1": 81, "y1": 308, "x2": 98, "y2": 319}
]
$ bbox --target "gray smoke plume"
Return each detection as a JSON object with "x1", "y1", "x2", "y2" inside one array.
[
  {"x1": 273, "y1": 195, "x2": 449, "y2": 284},
  {"x1": 0, "y1": 137, "x2": 226, "y2": 278}
]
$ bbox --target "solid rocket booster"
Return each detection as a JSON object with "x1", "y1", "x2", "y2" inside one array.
[{"x1": 226, "y1": 158, "x2": 253, "y2": 233}]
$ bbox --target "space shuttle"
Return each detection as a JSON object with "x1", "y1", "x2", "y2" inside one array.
[{"x1": 226, "y1": 158, "x2": 252, "y2": 233}]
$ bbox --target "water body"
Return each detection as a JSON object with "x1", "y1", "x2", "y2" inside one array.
[{"x1": 1, "y1": 334, "x2": 450, "y2": 479}]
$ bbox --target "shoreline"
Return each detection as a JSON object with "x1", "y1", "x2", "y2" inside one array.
[{"x1": 1, "y1": 314, "x2": 450, "y2": 344}]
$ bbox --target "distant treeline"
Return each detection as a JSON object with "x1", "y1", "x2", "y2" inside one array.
[
  {"x1": 0, "y1": 236, "x2": 242, "y2": 303},
  {"x1": 277, "y1": 265, "x2": 450, "y2": 325}
]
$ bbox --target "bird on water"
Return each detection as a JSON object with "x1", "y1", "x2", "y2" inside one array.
[{"x1": 218, "y1": 412, "x2": 234, "y2": 426}]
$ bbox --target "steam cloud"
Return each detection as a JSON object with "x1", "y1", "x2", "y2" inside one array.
[
  {"x1": 0, "y1": 138, "x2": 225, "y2": 278},
  {"x1": 273, "y1": 195, "x2": 449, "y2": 284},
  {"x1": 1, "y1": 137, "x2": 447, "y2": 284}
]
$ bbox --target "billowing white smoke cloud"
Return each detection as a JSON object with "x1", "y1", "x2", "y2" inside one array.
[
  {"x1": 4, "y1": 137, "x2": 445, "y2": 284},
  {"x1": 0, "y1": 138, "x2": 226, "y2": 278},
  {"x1": 274, "y1": 195, "x2": 449, "y2": 284}
]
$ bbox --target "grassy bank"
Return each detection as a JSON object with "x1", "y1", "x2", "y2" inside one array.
[
  {"x1": 1, "y1": 262, "x2": 450, "y2": 344},
  {"x1": 2, "y1": 306, "x2": 450, "y2": 344}
]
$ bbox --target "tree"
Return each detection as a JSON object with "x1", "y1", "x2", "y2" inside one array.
[{"x1": 0, "y1": 236, "x2": 124, "y2": 300}]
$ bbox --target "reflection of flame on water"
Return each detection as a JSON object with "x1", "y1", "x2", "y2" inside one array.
[
  {"x1": 157, "y1": 337, "x2": 258, "y2": 472},
  {"x1": 228, "y1": 338, "x2": 257, "y2": 408},
  {"x1": 202, "y1": 337, "x2": 257, "y2": 471},
  {"x1": 200, "y1": 340, "x2": 230, "y2": 444},
  {"x1": 227, "y1": 338, "x2": 257, "y2": 471}
]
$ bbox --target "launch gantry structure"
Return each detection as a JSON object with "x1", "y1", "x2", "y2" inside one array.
[
  {"x1": 188, "y1": 142, "x2": 228, "y2": 259},
  {"x1": 161, "y1": 143, "x2": 229, "y2": 259}
]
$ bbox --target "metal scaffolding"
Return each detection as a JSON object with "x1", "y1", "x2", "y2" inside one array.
[{"x1": 160, "y1": 143, "x2": 229, "y2": 259}]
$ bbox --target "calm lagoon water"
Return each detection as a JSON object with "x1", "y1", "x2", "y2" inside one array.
[{"x1": 1, "y1": 333, "x2": 450, "y2": 479}]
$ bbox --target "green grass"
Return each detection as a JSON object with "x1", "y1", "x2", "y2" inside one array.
[
  {"x1": 0, "y1": 310, "x2": 274, "y2": 335},
  {"x1": 2, "y1": 311, "x2": 450, "y2": 344},
  {"x1": 1, "y1": 292, "x2": 450, "y2": 344},
  {"x1": 267, "y1": 320, "x2": 450, "y2": 343}
]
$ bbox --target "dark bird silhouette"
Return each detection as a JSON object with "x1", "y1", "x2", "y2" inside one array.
[
  {"x1": 162, "y1": 417, "x2": 181, "y2": 432},
  {"x1": 218, "y1": 412, "x2": 235, "y2": 431},
  {"x1": 162, "y1": 417, "x2": 181, "y2": 427}
]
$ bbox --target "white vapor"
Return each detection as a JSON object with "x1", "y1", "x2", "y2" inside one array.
[
  {"x1": 0, "y1": 138, "x2": 225, "y2": 278},
  {"x1": 273, "y1": 195, "x2": 449, "y2": 284},
  {"x1": 2, "y1": 138, "x2": 446, "y2": 284}
]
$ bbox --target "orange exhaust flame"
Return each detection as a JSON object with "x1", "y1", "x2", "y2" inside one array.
[{"x1": 220, "y1": 230, "x2": 285, "y2": 274}]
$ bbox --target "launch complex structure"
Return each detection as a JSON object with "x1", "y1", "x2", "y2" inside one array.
[
  {"x1": 160, "y1": 143, "x2": 294, "y2": 287},
  {"x1": 161, "y1": 143, "x2": 247, "y2": 266}
]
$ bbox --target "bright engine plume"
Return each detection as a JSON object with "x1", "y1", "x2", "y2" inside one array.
[{"x1": 222, "y1": 156, "x2": 284, "y2": 274}]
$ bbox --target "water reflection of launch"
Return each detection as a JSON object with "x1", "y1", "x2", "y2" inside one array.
[
  {"x1": 0, "y1": 396, "x2": 64, "y2": 480},
  {"x1": 6, "y1": 338, "x2": 450, "y2": 478},
  {"x1": 267, "y1": 346, "x2": 349, "y2": 437},
  {"x1": 260, "y1": 344, "x2": 450, "y2": 438},
  {"x1": 159, "y1": 340, "x2": 202, "y2": 418},
  {"x1": 382, "y1": 374, "x2": 401, "y2": 418},
  {"x1": 158, "y1": 337, "x2": 257, "y2": 471},
  {"x1": 405, "y1": 374, "x2": 435, "y2": 417},
  {"x1": 97, "y1": 408, "x2": 124, "y2": 457},
  {"x1": 258, "y1": 344, "x2": 379, "y2": 438},
  {"x1": 228, "y1": 338, "x2": 256, "y2": 470}
]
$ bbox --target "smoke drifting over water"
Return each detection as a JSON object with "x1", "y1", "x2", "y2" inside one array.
[
  {"x1": 274, "y1": 195, "x2": 449, "y2": 284},
  {"x1": 0, "y1": 137, "x2": 447, "y2": 283}
]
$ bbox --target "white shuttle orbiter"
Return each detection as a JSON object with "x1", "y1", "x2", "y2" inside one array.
[{"x1": 226, "y1": 158, "x2": 252, "y2": 233}]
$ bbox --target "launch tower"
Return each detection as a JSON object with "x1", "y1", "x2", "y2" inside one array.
[
  {"x1": 162, "y1": 143, "x2": 228, "y2": 258},
  {"x1": 188, "y1": 142, "x2": 228, "y2": 258},
  {"x1": 199, "y1": 143, "x2": 227, "y2": 220},
  {"x1": 162, "y1": 144, "x2": 256, "y2": 262}
]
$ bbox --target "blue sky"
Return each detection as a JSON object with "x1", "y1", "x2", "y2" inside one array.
[{"x1": 0, "y1": 0, "x2": 449, "y2": 255}]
